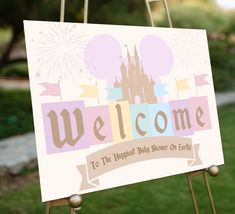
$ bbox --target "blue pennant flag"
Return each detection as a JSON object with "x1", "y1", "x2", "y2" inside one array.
[
  {"x1": 154, "y1": 84, "x2": 168, "y2": 97},
  {"x1": 106, "y1": 87, "x2": 123, "y2": 100}
]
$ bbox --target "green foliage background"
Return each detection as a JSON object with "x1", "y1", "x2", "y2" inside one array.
[
  {"x1": 0, "y1": 89, "x2": 33, "y2": 139},
  {"x1": 0, "y1": 0, "x2": 234, "y2": 91}
]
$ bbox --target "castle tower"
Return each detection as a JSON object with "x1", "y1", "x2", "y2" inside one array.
[
  {"x1": 140, "y1": 63, "x2": 145, "y2": 74},
  {"x1": 115, "y1": 45, "x2": 157, "y2": 104},
  {"x1": 127, "y1": 47, "x2": 132, "y2": 65}
]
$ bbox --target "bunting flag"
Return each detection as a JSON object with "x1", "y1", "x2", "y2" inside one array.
[
  {"x1": 176, "y1": 79, "x2": 190, "y2": 92},
  {"x1": 106, "y1": 87, "x2": 123, "y2": 100},
  {"x1": 154, "y1": 84, "x2": 168, "y2": 97},
  {"x1": 194, "y1": 74, "x2": 209, "y2": 87},
  {"x1": 79, "y1": 84, "x2": 98, "y2": 98},
  {"x1": 39, "y1": 82, "x2": 61, "y2": 96}
]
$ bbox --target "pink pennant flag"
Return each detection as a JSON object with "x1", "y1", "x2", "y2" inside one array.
[
  {"x1": 194, "y1": 74, "x2": 209, "y2": 87},
  {"x1": 39, "y1": 82, "x2": 61, "y2": 96}
]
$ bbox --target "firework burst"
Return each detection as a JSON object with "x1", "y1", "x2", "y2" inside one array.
[{"x1": 36, "y1": 23, "x2": 87, "y2": 81}]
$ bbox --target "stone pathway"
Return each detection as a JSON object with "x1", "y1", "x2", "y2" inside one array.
[
  {"x1": 215, "y1": 91, "x2": 235, "y2": 107},
  {"x1": 0, "y1": 133, "x2": 36, "y2": 176},
  {"x1": 0, "y1": 79, "x2": 234, "y2": 176},
  {"x1": 0, "y1": 78, "x2": 29, "y2": 90}
]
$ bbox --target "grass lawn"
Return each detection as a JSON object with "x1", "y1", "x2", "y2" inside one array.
[
  {"x1": 0, "y1": 104, "x2": 234, "y2": 213},
  {"x1": 0, "y1": 89, "x2": 33, "y2": 139}
]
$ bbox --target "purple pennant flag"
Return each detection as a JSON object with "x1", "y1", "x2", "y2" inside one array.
[
  {"x1": 194, "y1": 74, "x2": 209, "y2": 87},
  {"x1": 39, "y1": 82, "x2": 61, "y2": 96}
]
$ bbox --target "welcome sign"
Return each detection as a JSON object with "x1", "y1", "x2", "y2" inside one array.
[{"x1": 24, "y1": 21, "x2": 224, "y2": 202}]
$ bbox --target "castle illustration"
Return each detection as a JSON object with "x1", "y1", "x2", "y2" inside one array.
[{"x1": 114, "y1": 46, "x2": 157, "y2": 104}]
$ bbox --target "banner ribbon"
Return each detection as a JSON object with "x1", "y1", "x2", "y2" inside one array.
[{"x1": 77, "y1": 136, "x2": 202, "y2": 190}]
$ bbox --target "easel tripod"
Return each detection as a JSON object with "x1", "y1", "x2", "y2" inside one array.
[{"x1": 46, "y1": 1, "x2": 220, "y2": 213}]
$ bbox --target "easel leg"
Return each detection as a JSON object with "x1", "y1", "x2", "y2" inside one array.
[
  {"x1": 46, "y1": 205, "x2": 50, "y2": 214},
  {"x1": 203, "y1": 172, "x2": 216, "y2": 213},
  {"x1": 46, "y1": 195, "x2": 82, "y2": 214},
  {"x1": 186, "y1": 166, "x2": 219, "y2": 214},
  {"x1": 187, "y1": 174, "x2": 199, "y2": 214},
  {"x1": 70, "y1": 208, "x2": 75, "y2": 214}
]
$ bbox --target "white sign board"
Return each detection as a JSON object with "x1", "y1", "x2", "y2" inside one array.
[{"x1": 24, "y1": 21, "x2": 224, "y2": 202}]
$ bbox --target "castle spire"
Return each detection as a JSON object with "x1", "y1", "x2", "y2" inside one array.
[
  {"x1": 126, "y1": 47, "x2": 132, "y2": 65},
  {"x1": 120, "y1": 62, "x2": 127, "y2": 79},
  {"x1": 118, "y1": 45, "x2": 157, "y2": 104},
  {"x1": 134, "y1": 45, "x2": 141, "y2": 74},
  {"x1": 114, "y1": 76, "x2": 121, "y2": 87},
  {"x1": 150, "y1": 75, "x2": 155, "y2": 84},
  {"x1": 134, "y1": 45, "x2": 138, "y2": 58},
  {"x1": 140, "y1": 63, "x2": 145, "y2": 74}
]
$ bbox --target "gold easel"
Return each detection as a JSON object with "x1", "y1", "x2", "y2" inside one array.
[
  {"x1": 187, "y1": 165, "x2": 219, "y2": 214},
  {"x1": 145, "y1": 0, "x2": 172, "y2": 27},
  {"x1": 46, "y1": 0, "x2": 220, "y2": 213},
  {"x1": 46, "y1": 194, "x2": 82, "y2": 214}
]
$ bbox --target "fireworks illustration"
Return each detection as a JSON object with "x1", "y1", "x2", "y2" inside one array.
[{"x1": 36, "y1": 23, "x2": 87, "y2": 80}]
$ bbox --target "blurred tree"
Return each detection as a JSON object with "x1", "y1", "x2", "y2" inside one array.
[
  {"x1": 0, "y1": 0, "x2": 233, "y2": 91},
  {"x1": 0, "y1": 0, "x2": 34, "y2": 68},
  {"x1": 227, "y1": 11, "x2": 235, "y2": 33},
  {"x1": 0, "y1": 0, "x2": 148, "y2": 70},
  {"x1": 168, "y1": 5, "x2": 228, "y2": 33},
  {"x1": 157, "y1": 1, "x2": 229, "y2": 33},
  {"x1": 165, "y1": 0, "x2": 217, "y2": 8},
  {"x1": 209, "y1": 40, "x2": 235, "y2": 91},
  {"x1": 88, "y1": 0, "x2": 147, "y2": 25},
  {"x1": 0, "y1": 0, "x2": 84, "y2": 70},
  {"x1": 150, "y1": 0, "x2": 217, "y2": 27}
]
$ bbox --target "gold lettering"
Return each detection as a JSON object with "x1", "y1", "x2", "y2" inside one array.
[
  {"x1": 135, "y1": 113, "x2": 146, "y2": 136},
  {"x1": 115, "y1": 104, "x2": 126, "y2": 139},
  {"x1": 173, "y1": 108, "x2": 191, "y2": 130},
  {"x1": 47, "y1": 111, "x2": 66, "y2": 148},
  {"x1": 196, "y1": 106, "x2": 205, "y2": 127},
  {"x1": 47, "y1": 108, "x2": 84, "y2": 148},
  {"x1": 93, "y1": 116, "x2": 106, "y2": 141},
  {"x1": 155, "y1": 111, "x2": 167, "y2": 133}
]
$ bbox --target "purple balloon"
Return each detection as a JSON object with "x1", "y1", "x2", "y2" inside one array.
[
  {"x1": 84, "y1": 34, "x2": 122, "y2": 85},
  {"x1": 140, "y1": 35, "x2": 173, "y2": 76}
]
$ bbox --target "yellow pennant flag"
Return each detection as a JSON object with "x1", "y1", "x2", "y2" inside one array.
[
  {"x1": 79, "y1": 84, "x2": 98, "y2": 98},
  {"x1": 176, "y1": 79, "x2": 190, "y2": 91}
]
